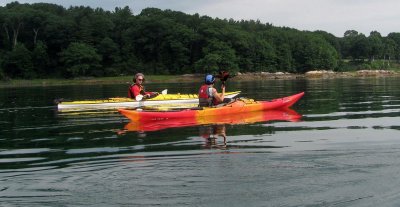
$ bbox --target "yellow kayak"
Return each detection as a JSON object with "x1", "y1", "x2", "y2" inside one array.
[{"x1": 57, "y1": 91, "x2": 241, "y2": 111}]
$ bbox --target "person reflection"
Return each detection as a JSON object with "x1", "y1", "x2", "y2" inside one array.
[
  {"x1": 199, "y1": 124, "x2": 227, "y2": 149},
  {"x1": 117, "y1": 128, "x2": 146, "y2": 138}
]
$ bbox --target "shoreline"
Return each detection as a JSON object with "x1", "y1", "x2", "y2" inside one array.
[
  {"x1": 1, "y1": 70, "x2": 399, "y2": 88},
  {"x1": 233, "y1": 70, "x2": 400, "y2": 80}
]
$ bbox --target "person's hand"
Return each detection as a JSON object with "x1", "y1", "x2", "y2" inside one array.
[
  {"x1": 221, "y1": 85, "x2": 225, "y2": 91},
  {"x1": 149, "y1": 92, "x2": 159, "y2": 98}
]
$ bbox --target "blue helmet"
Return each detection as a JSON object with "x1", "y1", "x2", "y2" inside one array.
[{"x1": 205, "y1": 74, "x2": 215, "y2": 85}]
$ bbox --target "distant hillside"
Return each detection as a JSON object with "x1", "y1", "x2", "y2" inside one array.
[{"x1": 1, "y1": 1, "x2": 400, "y2": 80}]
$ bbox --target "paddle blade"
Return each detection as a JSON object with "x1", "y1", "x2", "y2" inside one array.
[
  {"x1": 216, "y1": 71, "x2": 230, "y2": 81},
  {"x1": 161, "y1": 89, "x2": 168, "y2": 95},
  {"x1": 135, "y1": 95, "x2": 144, "y2": 101}
]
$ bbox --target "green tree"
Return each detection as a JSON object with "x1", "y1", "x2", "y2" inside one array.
[
  {"x1": 368, "y1": 31, "x2": 383, "y2": 61},
  {"x1": 111, "y1": 6, "x2": 134, "y2": 50},
  {"x1": 60, "y1": 42, "x2": 101, "y2": 77},
  {"x1": 4, "y1": 1, "x2": 400, "y2": 79},
  {"x1": 0, "y1": 7, "x2": 11, "y2": 50},
  {"x1": 305, "y1": 36, "x2": 338, "y2": 70},
  {"x1": 342, "y1": 30, "x2": 369, "y2": 61},
  {"x1": 3, "y1": 3, "x2": 25, "y2": 48},
  {"x1": 0, "y1": 55, "x2": 4, "y2": 80},
  {"x1": 4, "y1": 43, "x2": 34, "y2": 78},
  {"x1": 19, "y1": 6, "x2": 48, "y2": 48},
  {"x1": 251, "y1": 38, "x2": 277, "y2": 72},
  {"x1": 314, "y1": 30, "x2": 341, "y2": 54},
  {"x1": 31, "y1": 41, "x2": 49, "y2": 75},
  {"x1": 276, "y1": 43, "x2": 294, "y2": 72},
  {"x1": 97, "y1": 37, "x2": 121, "y2": 75},
  {"x1": 129, "y1": 9, "x2": 195, "y2": 74},
  {"x1": 387, "y1": 33, "x2": 400, "y2": 62},
  {"x1": 194, "y1": 53, "x2": 220, "y2": 73},
  {"x1": 263, "y1": 29, "x2": 295, "y2": 72},
  {"x1": 68, "y1": 7, "x2": 114, "y2": 46},
  {"x1": 159, "y1": 23, "x2": 193, "y2": 74},
  {"x1": 291, "y1": 34, "x2": 338, "y2": 72},
  {"x1": 195, "y1": 39, "x2": 238, "y2": 74},
  {"x1": 40, "y1": 16, "x2": 74, "y2": 75},
  {"x1": 382, "y1": 38, "x2": 396, "y2": 67},
  {"x1": 129, "y1": 12, "x2": 168, "y2": 74}
]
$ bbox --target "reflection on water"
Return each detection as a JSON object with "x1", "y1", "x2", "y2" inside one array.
[
  {"x1": 120, "y1": 108, "x2": 301, "y2": 132},
  {"x1": 1, "y1": 78, "x2": 400, "y2": 206},
  {"x1": 200, "y1": 125, "x2": 228, "y2": 150},
  {"x1": 119, "y1": 109, "x2": 302, "y2": 150},
  {"x1": 118, "y1": 109, "x2": 302, "y2": 151}
]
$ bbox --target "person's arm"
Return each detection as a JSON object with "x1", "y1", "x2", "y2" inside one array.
[
  {"x1": 212, "y1": 85, "x2": 225, "y2": 103},
  {"x1": 144, "y1": 91, "x2": 159, "y2": 99}
]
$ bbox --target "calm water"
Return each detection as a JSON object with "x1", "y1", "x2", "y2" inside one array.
[{"x1": 1, "y1": 77, "x2": 400, "y2": 206}]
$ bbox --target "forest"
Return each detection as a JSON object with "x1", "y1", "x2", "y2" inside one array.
[{"x1": 1, "y1": 1, "x2": 400, "y2": 80}]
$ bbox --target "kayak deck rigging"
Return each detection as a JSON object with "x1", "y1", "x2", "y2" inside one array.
[{"x1": 57, "y1": 91, "x2": 241, "y2": 111}]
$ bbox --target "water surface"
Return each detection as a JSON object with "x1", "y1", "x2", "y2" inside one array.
[{"x1": 1, "y1": 77, "x2": 400, "y2": 206}]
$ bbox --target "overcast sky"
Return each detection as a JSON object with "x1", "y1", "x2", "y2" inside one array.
[{"x1": 1, "y1": 0, "x2": 399, "y2": 37}]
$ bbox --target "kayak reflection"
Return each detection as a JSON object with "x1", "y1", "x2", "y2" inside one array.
[{"x1": 121, "y1": 108, "x2": 302, "y2": 133}]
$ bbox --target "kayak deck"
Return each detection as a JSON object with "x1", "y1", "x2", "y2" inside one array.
[{"x1": 57, "y1": 91, "x2": 241, "y2": 111}]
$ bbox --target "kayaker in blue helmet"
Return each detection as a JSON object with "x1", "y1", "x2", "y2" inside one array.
[{"x1": 198, "y1": 74, "x2": 225, "y2": 107}]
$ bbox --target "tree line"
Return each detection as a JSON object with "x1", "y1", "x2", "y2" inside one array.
[{"x1": 1, "y1": 1, "x2": 400, "y2": 80}]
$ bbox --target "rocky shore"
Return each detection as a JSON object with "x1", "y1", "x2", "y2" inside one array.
[{"x1": 231, "y1": 70, "x2": 400, "y2": 81}]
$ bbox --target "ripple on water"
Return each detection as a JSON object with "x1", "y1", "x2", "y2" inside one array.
[
  {"x1": 0, "y1": 157, "x2": 46, "y2": 163},
  {"x1": 0, "y1": 148, "x2": 52, "y2": 155}
]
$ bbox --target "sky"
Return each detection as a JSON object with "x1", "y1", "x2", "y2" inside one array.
[{"x1": 1, "y1": 0, "x2": 400, "y2": 37}]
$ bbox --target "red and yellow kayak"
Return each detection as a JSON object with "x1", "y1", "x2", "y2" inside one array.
[
  {"x1": 121, "y1": 108, "x2": 302, "y2": 132},
  {"x1": 118, "y1": 92, "x2": 304, "y2": 122}
]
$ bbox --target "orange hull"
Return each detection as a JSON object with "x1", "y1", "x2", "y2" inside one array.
[
  {"x1": 118, "y1": 92, "x2": 304, "y2": 122},
  {"x1": 123, "y1": 108, "x2": 302, "y2": 132}
]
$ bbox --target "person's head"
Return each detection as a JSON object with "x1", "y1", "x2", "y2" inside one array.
[
  {"x1": 133, "y1": 73, "x2": 145, "y2": 84},
  {"x1": 204, "y1": 74, "x2": 215, "y2": 85}
]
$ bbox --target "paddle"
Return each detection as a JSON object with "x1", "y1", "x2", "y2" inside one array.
[
  {"x1": 135, "y1": 89, "x2": 168, "y2": 101},
  {"x1": 216, "y1": 71, "x2": 230, "y2": 87},
  {"x1": 216, "y1": 71, "x2": 233, "y2": 104}
]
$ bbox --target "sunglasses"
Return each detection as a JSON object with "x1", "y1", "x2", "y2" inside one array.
[{"x1": 137, "y1": 79, "x2": 143, "y2": 81}]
